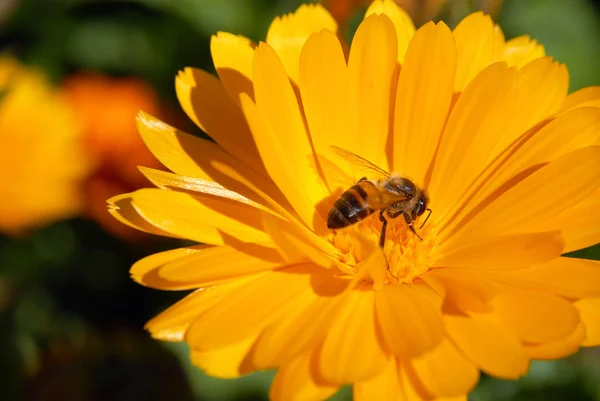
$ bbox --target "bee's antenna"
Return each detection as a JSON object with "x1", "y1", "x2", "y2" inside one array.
[{"x1": 419, "y1": 208, "x2": 432, "y2": 229}]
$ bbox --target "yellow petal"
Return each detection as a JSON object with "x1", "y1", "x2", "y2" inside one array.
[
  {"x1": 131, "y1": 244, "x2": 284, "y2": 290},
  {"x1": 210, "y1": 32, "x2": 255, "y2": 106},
  {"x1": 375, "y1": 284, "x2": 444, "y2": 357},
  {"x1": 575, "y1": 297, "x2": 600, "y2": 347},
  {"x1": 249, "y1": 43, "x2": 328, "y2": 228},
  {"x1": 136, "y1": 111, "x2": 287, "y2": 210},
  {"x1": 392, "y1": 21, "x2": 456, "y2": 183},
  {"x1": 456, "y1": 146, "x2": 600, "y2": 239},
  {"x1": 138, "y1": 166, "x2": 271, "y2": 213},
  {"x1": 440, "y1": 107, "x2": 600, "y2": 239},
  {"x1": 185, "y1": 264, "x2": 331, "y2": 351},
  {"x1": 190, "y1": 334, "x2": 257, "y2": 378},
  {"x1": 262, "y1": 212, "x2": 337, "y2": 269},
  {"x1": 299, "y1": 29, "x2": 356, "y2": 184},
  {"x1": 347, "y1": 13, "x2": 398, "y2": 169},
  {"x1": 365, "y1": 0, "x2": 415, "y2": 63},
  {"x1": 490, "y1": 286, "x2": 580, "y2": 343},
  {"x1": 425, "y1": 269, "x2": 498, "y2": 314},
  {"x1": 429, "y1": 62, "x2": 516, "y2": 219},
  {"x1": 445, "y1": 312, "x2": 530, "y2": 379},
  {"x1": 487, "y1": 257, "x2": 600, "y2": 299},
  {"x1": 107, "y1": 193, "x2": 176, "y2": 238},
  {"x1": 409, "y1": 338, "x2": 479, "y2": 397},
  {"x1": 145, "y1": 272, "x2": 269, "y2": 341},
  {"x1": 130, "y1": 244, "x2": 209, "y2": 290},
  {"x1": 319, "y1": 287, "x2": 388, "y2": 383},
  {"x1": 270, "y1": 351, "x2": 339, "y2": 401},
  {"x1": 175, "y1": 68, "x2": 265, "y2": 175},
  {"x1": 531, "y1": 187, "x2": 600, "y2": 253},
  {"x1": 562, "y1": 86, "x2": 600, "y2": 112},
  {"x1": 266, "y1": 3, "x2": 337, "y2": 84},
  {"x1": 252, "y1": 277, "x2": 348, "y2": 368},
  {"x1": 437, "y1": 231, "x2": 564, "y2": 270},
  {"x1": 209, "y1": 158, "x2": 341, "y2": 258},
  {"x1": 489, "y1": 57, "x2": 568, "y2": 159},
  {"x1": 503, "y1": 35, "x2": 545, "y2": 69},
  {"x1": 353, "y1": 360, "x2": 402, "y2": 401},
  {"x1": 453, "y1": 12, "x2": 497, "y2": 91},
  {"x1": 130, "y1": 188, "x2": 271, "y2": 245},
  {"x1": 525, "y1": 323, "x2": 585, "y2": 360}
]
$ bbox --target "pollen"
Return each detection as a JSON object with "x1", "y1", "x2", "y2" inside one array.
[{"x1": 331, "y1": 214, "x2": 441, "y2": 284}]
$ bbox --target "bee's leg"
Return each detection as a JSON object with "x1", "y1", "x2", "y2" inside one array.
[
  {"x1": 378, "y1": 209, "x2": 388, "y2": 248},
  {"x1": 390, "y1": 210, "x2": 423, "y2": 241}
]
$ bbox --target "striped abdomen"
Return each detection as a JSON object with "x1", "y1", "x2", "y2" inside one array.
[{"x1": 327, "y1": 183, "x2": 375, "y2": 229}]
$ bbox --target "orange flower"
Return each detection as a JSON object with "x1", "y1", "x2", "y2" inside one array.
[
  {"x1": 323, "y1": 0, "x2": 504, "y2": 28},
  {"x1": 62, "y1": 73, "x2": 164, "y2": 239},
  {"x1": 110, "y1": 1, "x2": 600, "y2": 399},
  {"x1": 0, "y1": 57, "x2": 89, "y2": 235}
]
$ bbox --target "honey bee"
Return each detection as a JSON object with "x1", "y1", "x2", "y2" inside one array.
[{"x1": 327, "y1": 146, "x2": 431, "y2": 247}]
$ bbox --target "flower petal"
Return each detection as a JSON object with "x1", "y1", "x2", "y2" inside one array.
[
  {"x1": 262, "y1": 212, "x2": 338, "y2": 269},
  {"x1": 490, "y1": 286, "x2": 580, "y2": 343},
  {"x1": 175, "y1": 68, "x2": 265, "y2": 174},
  {"x1": 107, "y1": 193, "x2": 175, "y2": 238},
  {"x1": 131, "y1": 244, "x2": 284, "y2": 290},
  {"x1": 375, "y1": 283, "x2": 444, "y2": 357},
  {"x1": 299, "y1": 29, "x2": 356, "y2": 182},
  {"x1": 525, "y1": 323, "x2": 585, "y2": 360},
  {"x1": 409, "y1": 338, "x2": 480, "y2": 397},
  {"x1": 503, "y1": 35, "x2": 545, "y2": 69},
  {"x1": 145, "y1": 272, "x2": 269, "y2": 341},
  {"x1": 138, "y1": 166, "x2": 271, "y2": 213},
  {"x1": 452, "y1": 12, "x2": 497, "y2": 91},
  {"x1": 249, "y1": 42, "x2": 328, "y2": 228},
  {"x1": 575, "y1": 297, "x2": 600, "y2": 347},
  {"x1": 190, "y1": 334, "x2": 257, "y2": 378},
  {"x1": 136, "y1": 111, "x2": 288, "y2": 210},
  {"x1": 489, "y1": 57, "x2": 568, "y2": 159},
  {"x1": 440, "y1": 107, "x2": 600, "y2": 239},
  {"x1": 531, "y1": 187, "x2": 600, "y2": 253},
  {"x1": 437, "y1": 231, "x2": 564, "y2": 270},
  {"x1": 210, "y1": 32, "x2": 255, "y2": 106},
  {"x1": 130, "y1": 188, "x2": 272, "y2": 245},
  {"x1": 347, "y1": 13, "x2": 398, "y2": 169},
  {"x1": 562, "y1": 86, "x2": 600, "y2": 112},
  {"x1": 270, "y1": 351, "x2": 339, "y2": 401},
  {"x1": 353, "y1": 360, "x2": 402, "y2": 401},
  {"x1": 429, "y1": 62, "x2": 516, "y2": 219},
  {"x1": 487, "y1": 257, "x2": 600, "y2": 299},
  {"x1": 456, "y1": 146, "x2": 600, "y2": 239},
  {"x1": 252, "y1": 276, "x2": 348, "y2": 368},
  {"x1": 424, "y1": 269, "x2": 498, "y2": 314},
  {"x1": 319, "y1": 287, "x2": 388, "y2": 384},
  {"x1": 392, "y1": 21, "x2": 456, "y2": 183},
  {"x1": 185, "y1": 264, "x2": 331, "y2": 351},
  {"x1": 365, "y1": 0, "x2": 415, "y2": 64},
  {"x1": 266, "y1": 3, "x2": 337, "y2": 84},
  {"x1": 445, "y1": 312, "x2": 530, "y2": 379}
]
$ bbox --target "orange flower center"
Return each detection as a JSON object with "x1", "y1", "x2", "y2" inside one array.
[{"x1": 331, "y1": 214, "x2": 440, "y2": 284}]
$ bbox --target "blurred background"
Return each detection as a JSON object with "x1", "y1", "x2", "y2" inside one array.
[{"x1": 0, "y1": 0, "x2": 599, "y2": 400}]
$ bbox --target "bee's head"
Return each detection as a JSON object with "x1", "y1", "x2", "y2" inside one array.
[{"x1": 415, "y1": 191, "x2": 429, "y2": 217}]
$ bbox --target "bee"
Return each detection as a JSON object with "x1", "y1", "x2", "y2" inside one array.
[{"x1": 327, "y1": 146, "x2": 431, "y2": 247}]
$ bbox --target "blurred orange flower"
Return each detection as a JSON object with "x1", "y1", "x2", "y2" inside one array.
[
  {"x1": 0, "y1": 57, "x2": 90, "y2": 235},
  {"x1": 62, "y1": 73, "x2": 164, "y2": 239}
]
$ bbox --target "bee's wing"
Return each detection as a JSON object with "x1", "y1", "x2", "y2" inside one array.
[{"x1": 330, "y1": 146, "x2": 391, "y2": 179}]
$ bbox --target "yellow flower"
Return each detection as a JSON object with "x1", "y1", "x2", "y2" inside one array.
[
  {"x1": 0, "y1": 57, "x2": 90, "y2": 235},
  {"x1": 109, "y1": 1, "x2": 600, "y2": 399}
]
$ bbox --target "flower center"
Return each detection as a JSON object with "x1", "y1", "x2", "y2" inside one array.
[{"x1": 330, "y1": 214, "x2": 440, "y2": 284}]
